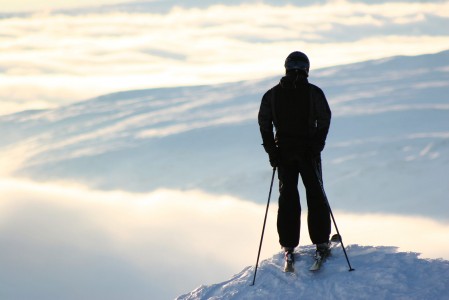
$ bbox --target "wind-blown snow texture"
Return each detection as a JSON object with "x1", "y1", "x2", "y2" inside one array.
[{"x1": 177, "y1": 244, "x2": 449, "y2": 300}]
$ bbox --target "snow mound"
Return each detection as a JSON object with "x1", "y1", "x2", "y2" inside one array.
[{"x1": 177, "y1": 244, "x2": 449, "y2": 300}]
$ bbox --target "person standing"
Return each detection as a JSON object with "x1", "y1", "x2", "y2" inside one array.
[{"x1": 258, "y1": 51, "x2": 332, "y2": 272}]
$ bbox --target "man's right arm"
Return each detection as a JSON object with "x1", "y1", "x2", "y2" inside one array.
[
  {"x1": 312, "y1": 86, "x2": 331, "y2": 152},
  {"x1": 258, "y1": 89, "x2": 276, "y2": 154}
]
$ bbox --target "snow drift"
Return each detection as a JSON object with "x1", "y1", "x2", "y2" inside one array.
[{"x1": 177, "y1": 244, "x2": 449, "y2": 300}]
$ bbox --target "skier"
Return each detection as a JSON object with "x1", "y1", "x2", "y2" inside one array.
[{"x1": 258, "y1": 51, "x2": 332, "y2": 272}]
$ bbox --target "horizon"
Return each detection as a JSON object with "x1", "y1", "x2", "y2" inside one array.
[{"x1": 1, "y1": 0, "x2": 449, "y2": 115}]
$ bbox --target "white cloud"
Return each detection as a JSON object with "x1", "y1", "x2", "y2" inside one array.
[
  {"x1": 0, "y1": 177, "x2": 277, "y2": 299},
  {"x1": 0, "y1": 177, "x2": 448, "y2": 299},
  {"x1": 0, "y1": 0, "x2": 131, "y2": 13},
  {"x1": 1, "y1": 1, "x2": 449, "y2": 114}
]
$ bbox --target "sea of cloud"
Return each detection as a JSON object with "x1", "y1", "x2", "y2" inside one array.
[
  {"x1": 0, "y1": 176, "x2": 448, "y2": 299},
  {"x1": 1, "y1": 1, "x2": 449, "y2": 114}
]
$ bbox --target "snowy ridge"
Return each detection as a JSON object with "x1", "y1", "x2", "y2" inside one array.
[{"x1": 177, "y1": 244, "x2": 449, "y2": 300}]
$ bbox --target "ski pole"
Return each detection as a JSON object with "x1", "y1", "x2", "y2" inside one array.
[
  {"x1": 313, "y1": 159, "x2": 355, "y2": 272},
  {"x1": 250, "y1": 167, "x2": 276, "y2": 286}
]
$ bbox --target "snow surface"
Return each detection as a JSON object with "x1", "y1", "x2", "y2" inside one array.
[{"x1": 177, "y1": 244, "x2": 449, "y2": 300}]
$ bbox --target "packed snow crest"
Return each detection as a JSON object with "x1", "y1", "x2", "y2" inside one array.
[{"x1": 177, "y1": 244, "x2": 449, "y2": 300}]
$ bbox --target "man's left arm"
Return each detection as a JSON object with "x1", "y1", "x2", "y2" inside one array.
[
  {"x1": 258, "y1": 89, "x2": 277, "y2": 154},
  {"x1": 314, "y1": 87, "x2": 332, "y2": 152}
]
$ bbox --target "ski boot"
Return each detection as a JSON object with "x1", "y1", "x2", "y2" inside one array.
[{"x1": 316, "y1": 242, "x2": 331, "y2": 259}]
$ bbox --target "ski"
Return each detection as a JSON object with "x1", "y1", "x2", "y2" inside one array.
[
  {"x1": 309, "y1": 234, "x2": 341, "y2": 272},
  {"x1": 309, "y1": 255, "x2": 324, "y2": 271},
  {"x1": 330, "y1": 233, "x2": 342, "y2": 244},
  {"x1": 284, "y1": 260, "x2": 294, "y2": 273},
  {"x1": 283, "y1": 251, "x2": 295, "y2": 273}
]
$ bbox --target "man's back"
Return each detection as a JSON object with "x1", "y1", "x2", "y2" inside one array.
[{"x1": 272, "y1": 74, "x2": 311, "y2": 149}]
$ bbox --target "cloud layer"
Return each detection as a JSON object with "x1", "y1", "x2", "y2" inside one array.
[
  {"x1": 1, "y1": 1, "x2": 449, "y2": 114},
  {"x1": 1, "y1": 177, "x2": 448, "y2": 299}
]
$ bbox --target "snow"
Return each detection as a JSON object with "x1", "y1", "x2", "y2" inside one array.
[{"x1": 177, "y1": 244, "x2": 449, "y2": 300}]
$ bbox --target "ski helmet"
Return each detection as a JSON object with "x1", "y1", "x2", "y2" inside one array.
[{"x1": 284, "y1": 51, "x2": 310, "y2": 75}]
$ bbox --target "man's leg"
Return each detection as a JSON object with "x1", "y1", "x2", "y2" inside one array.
[
  {"x1": 299, "y1": 155, "x2": 331, "y2": 245},
  {"x1": 277, "y1": 162, "x2": 301, "y2": 248}
]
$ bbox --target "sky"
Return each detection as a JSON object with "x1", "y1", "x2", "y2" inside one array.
[
  {"x1": 1, "y1": 0, "x2": 449, "y2": 115},
  {"x1": 0, "y1": 0, "x2": 126, "y2": 12}
]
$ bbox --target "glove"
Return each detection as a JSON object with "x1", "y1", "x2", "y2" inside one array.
[{"x1": 268, "y1": 148, "x2": 280, "y2": 168}]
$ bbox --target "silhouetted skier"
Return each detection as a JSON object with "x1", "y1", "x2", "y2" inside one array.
[{"x1": 258, "y1": 51, "x2": 332, "y2": 272}]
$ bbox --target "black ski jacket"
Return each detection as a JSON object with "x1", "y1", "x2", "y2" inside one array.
[{"x1": 258, "y1": 74, "x2": 331, "y2": 157}]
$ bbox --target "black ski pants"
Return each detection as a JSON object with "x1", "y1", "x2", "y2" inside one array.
[{"x1": 277, "y1": 154, "x2": 331, "y2": 248}]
